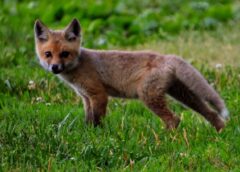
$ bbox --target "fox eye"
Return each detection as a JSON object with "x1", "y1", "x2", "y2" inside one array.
[
  {"x1": 60, "y1": 51, "x2": 70, "y2": 58},
  {"x1": 45, "y1": 51, "x2": 52, "y2": 58}
]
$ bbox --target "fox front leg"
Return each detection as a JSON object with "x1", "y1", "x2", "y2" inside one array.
[
  {"x1": 81, "y1": 96, "x2": 94, "y2": 124},
  {"x1": 82, "y1": 94, "x2": 108, "y2": 126}
]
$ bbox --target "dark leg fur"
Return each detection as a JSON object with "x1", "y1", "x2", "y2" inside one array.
[
  {"x1": 140, "y1": 94, "x2": 180, "y2": 129},
  {"x1": 167, "y1": 80, "x2": 225, "y2": 131},
  {"x1": 83, "y1": 95, "x2": 108, "y2": 126}
]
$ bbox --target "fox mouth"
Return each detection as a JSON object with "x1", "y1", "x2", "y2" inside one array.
[{"x1": 52, "y1": 69, "x2": 64, "y2": 74}]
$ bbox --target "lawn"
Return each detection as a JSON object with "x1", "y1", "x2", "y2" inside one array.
[{"x1": 0, "y1": 0, "x2": 240, "y2": 171}]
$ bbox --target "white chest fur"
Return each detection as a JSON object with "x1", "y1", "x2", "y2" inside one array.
[{"x1": 57, "y1": 74, "x2": 87, "y2": 97}]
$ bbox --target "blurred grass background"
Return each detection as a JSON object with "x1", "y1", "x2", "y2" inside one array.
[
  {"x1": 0, "y1": 0, "x2": 240, "y2": 171},
  {"x1": 1, "y1": 0, "x2": 240, "y2": 48}
]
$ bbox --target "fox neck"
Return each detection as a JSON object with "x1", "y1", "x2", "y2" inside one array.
[
  {"x1": 63, "y1": 47, "x2": 87, "y2": 73},
  {"x1": 57, "y1": 47, "x2": 87, "y2": 78}
]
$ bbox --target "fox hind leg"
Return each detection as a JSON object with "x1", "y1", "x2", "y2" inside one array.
[
  {"x1": 138, "y1": 72, "x2": 181, "y2": 129},
  {"x1": 138, "y1": 80, "x2": 180, "y2": 129},
  {"x1": 142, "y1": 94, "x2": 180, "y2": 129},
  {"x1": 167, "y1": 80, "x2": 225, "y2": 131}
]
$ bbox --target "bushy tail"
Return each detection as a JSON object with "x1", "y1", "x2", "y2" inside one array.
[{"x1": 170, "y1": 56, "x2": 229, "y2": 121}]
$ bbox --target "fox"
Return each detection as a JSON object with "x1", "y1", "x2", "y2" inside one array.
[{"x1": 34, "y1": 18, "x2": 229, "y2": 132}]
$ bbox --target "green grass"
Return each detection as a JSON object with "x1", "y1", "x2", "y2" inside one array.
[{"x1": 1, "y1": 0, "x2": 240, "y2": 171}]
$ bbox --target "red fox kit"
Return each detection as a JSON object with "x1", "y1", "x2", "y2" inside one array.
[{"x1": 34, "y1": 18, "x2": 229, "y2": 132}]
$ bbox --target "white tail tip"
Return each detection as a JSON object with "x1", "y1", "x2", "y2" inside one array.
[{"x1": 220, "y1": 108, "x2": 230, "y2": 121}]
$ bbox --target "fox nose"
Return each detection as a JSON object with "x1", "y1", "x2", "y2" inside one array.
[{"x1": 51, "y1": 64, "x2": 64, "y2": 74}]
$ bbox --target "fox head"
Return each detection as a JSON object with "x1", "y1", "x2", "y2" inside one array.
[{"x1": 34, "y1": 19, "x2": 81, "y2": 74}]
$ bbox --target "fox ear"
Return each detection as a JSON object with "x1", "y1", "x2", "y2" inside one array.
[
  {"x1": 34, "y1": 19, "x2": 49, "y2": 42},
  {"x1": 64, "y1": 18, "x2": 81, "y2": 41}
]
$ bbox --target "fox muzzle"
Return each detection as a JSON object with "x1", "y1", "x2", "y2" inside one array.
[{"x1": 50, "y1": 64, "x2": 65, "y2": 74}]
